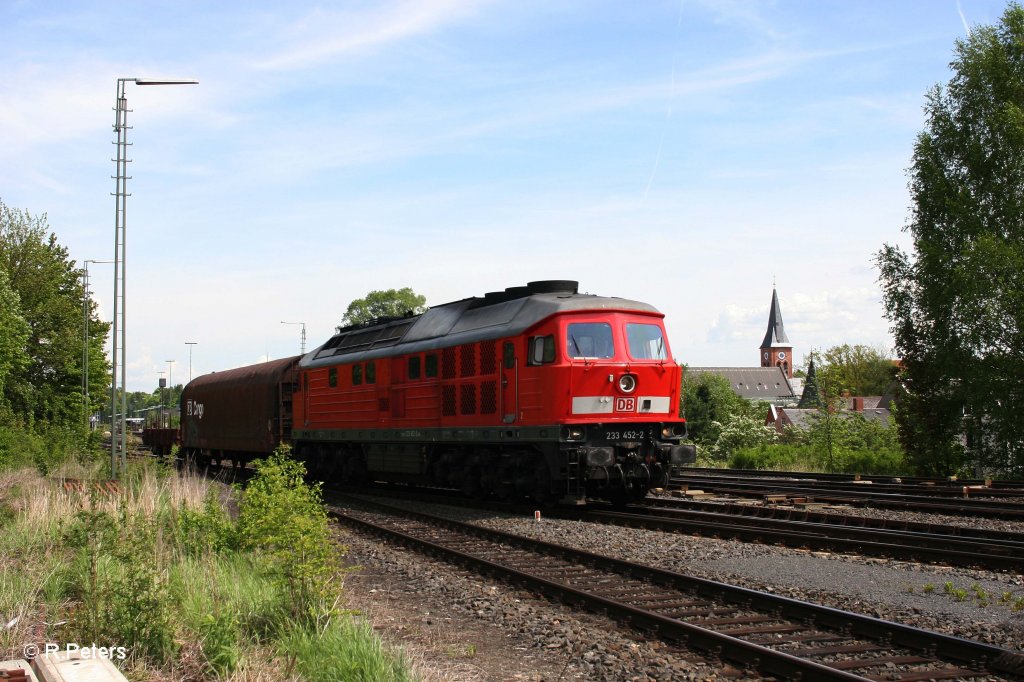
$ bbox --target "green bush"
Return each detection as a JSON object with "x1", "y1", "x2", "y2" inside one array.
[
  {"x1": 236, "y1": 447, "x2": 339, "y2": 624},
  {"x1": 67, "y1": 509, "x2": 178, "y2": 664},
  {"x1": 730, "y1": 442, "x2": 906, "y2": 475}
]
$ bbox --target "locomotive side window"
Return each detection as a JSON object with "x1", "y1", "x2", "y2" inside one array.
[
  {"x1": 566, "y1": 322, "x2": 614, "y2": 359},
  {"x1": 425, "y1": 354, "x2": 438, "y2": 378},
  {"x1": 527, "y1": 335, "x2": 555, "y2": 365},
  {"x1": 626, "y1": 323, "x2": 668, "y2": 360},
  {"x1": 328, "y1": 367, "x2": 337, "y2": 387},
  {"x1": 408, "y1": 356, "x2": 421, "y2": 380},
  {"x1": 503, "y1": 342, "x2": 515, "y2": 369},
  {"x1": 352, "y1": 364, "x2": 363, "y2": 385},
  {"x1": 366, "y1": 361, "x2": 376, "y2": 384}
]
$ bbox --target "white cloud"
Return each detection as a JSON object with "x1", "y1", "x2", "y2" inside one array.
[{"x1": 256, "y1": 0, "x2": 485, "y2": 71}]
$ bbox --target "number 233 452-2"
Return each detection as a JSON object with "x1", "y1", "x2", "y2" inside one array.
[{"x1": 604, "y1": 430, "x2": 646, "y2": 441}]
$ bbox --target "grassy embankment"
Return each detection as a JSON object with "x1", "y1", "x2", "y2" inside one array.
[{"x1": 0, "y1": 448, "x2": 414, "y2": 681}]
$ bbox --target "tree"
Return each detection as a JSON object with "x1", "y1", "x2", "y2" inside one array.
[
  {"x1": 809, "y1": 344, "x2": 897, "y2": 398},
  {"x1": 877, "y1": 5, "x2": 1024, "y2": 477},
  {"x1": 679, "y1": 372, "x2": 761, "y2": 446},
  {"x1": 0, "y1": 199, "x2": 110, "y2": 426},
  {"x1": 0, "y1": 268, "x2": 30, "y2": 413},
  {"x1": 338, "y1": 287, "x2": 427, "y2": 329}
]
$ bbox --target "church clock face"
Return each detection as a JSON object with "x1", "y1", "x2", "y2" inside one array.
[
  {"x1": 763, "y1": 352, "x2": 769, "y2": 360},
  {"x1": 778, "y1": 351, "x2": 786, "y2": 360}
]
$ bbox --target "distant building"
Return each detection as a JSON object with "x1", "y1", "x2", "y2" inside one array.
[
  {"x1": 685, "y1": 287, "x2": 799, "y2": 405},
  {"x1": 766, "y1": 398, "x2": 893, "y2": 433},
  {"x1": 760, "y1": 287, "x2": 793, "y2": 378},
  {"x1": 684, "y1": 366, "x2": 795, "y2": 403}
]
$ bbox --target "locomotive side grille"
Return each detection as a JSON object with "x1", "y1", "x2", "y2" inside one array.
[
  {"x1": 442, "y1": 385, "x2": 457, "y2": 416},
  {"x1": 460, "y1": 343, "x2": 476, "y2": 377},
  {"x1": 480, "y1": 341, "x2": 497, "y2": 375},
  {"x1": 460, "y1": 384, "x2": 477, "y2": 415},
  {"x1": 442, "y1": 347, "x2": 457, "y2": 379},
  {"x1": 480, "y1": 380, "x2": 497, "y2": 414}
]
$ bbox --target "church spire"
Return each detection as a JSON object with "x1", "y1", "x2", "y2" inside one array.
[
  {"x1": 760, "y1": 287, "x2": 790, "y2": 348},
  {"x1": 759, "y1": 286, "x2": 793, "y2": 378}
]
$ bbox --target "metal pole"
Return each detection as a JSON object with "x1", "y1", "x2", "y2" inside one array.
[
  {"x1": 82, "y1": 265, "x2": 89, "y2": 428},
  {"x1": 111, "y1": 78, "x2": 128, "y2": 478},
  {"x1": 166, "y1": 359, "x2": 175, "y2": 427},
  {"x1": 185, "y1": 341, "x2": 197, "y2": 382},
  {"x1": 83, "y1": 260, "x2": 113, "y2": 431},
  {"x1": 281, "y1": 321, "x2": 307, "y2": 355},
  {"x1": 108, "y1": 76, "x2": 197, "y2": 479}
]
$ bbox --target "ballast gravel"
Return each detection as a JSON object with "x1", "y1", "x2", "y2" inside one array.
[{"x1": 338, "y1": 495, "x2": 1024, "y2": 680}]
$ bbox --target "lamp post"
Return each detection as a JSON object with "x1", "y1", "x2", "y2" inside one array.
[
  {"x1": 157, "y1": 371, "x2": 167, "y2": 429},
  {"x1": 281, "y1": 321, "x2": 307, "y2": 355},
  {"x1": 81, "y1": 259, "x2": 113, "y2": 429},
  {"x1": 110, "y1": 76, "x2": 197, "y2": 479},
  {"x1": 166, "y1": 360, "x2": 175, "y2": 428},
  {"x1": 185, "y1": 341, "x2": 197, "y2": 383}
]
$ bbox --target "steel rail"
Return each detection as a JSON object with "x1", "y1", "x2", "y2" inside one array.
[
  {"x1": 643, "y1": 495, "x2": 1024, "y2": 543},
  {"x1": 329, "y1": 496, "x2": 1024, "y2": 681},
  {"x1": 570, "y1": 505, "x2": 1023, "y2": 571},
  {"x1": 669, "y1": 477, "x2": 1024, "y2": 520},
  {"x1": 677, "y1": 467, "x2": 1024, "y2": 492}
]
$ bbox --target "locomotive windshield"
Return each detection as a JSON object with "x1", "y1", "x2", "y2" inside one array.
[
  {"x1": 626, "y1": 323, "x2": 667, "y2": 360},
  {"x1": 566, "y1": 322, "x2": 614, "y2": 359}
]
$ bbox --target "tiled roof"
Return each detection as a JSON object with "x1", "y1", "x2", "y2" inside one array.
[{"x1": 684, "y1": 366, "x2": 795, "y2": 400}]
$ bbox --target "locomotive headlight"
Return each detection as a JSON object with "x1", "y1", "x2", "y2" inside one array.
[
  {"x1": 617, "y1": 373, "x2": 637, "y2": 394},
  {"x1": 563, "y1": 426, "x2": 586, "y2": 441}
]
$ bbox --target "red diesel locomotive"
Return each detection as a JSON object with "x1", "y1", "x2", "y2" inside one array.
[{"x1": 180, "y1": 281, "x2": 695, "y2": 504}]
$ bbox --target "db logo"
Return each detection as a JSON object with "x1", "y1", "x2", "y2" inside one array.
[{"x1": 614, "y1": 397, "x2": 636, "y2": 412}]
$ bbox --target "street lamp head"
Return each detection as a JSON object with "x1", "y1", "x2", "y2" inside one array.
[{"x1": 131, "y1": 78, "x2": 199, "y2": 86}]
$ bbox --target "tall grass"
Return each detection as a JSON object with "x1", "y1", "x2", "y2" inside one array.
[
  {"x1": 0, "y1": 456, "x2": 414, "y2": 680},
  {"x1": 280, "y1": 618, "x2": 414, "y2": 682}
]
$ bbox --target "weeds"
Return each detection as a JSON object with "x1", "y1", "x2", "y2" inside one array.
[
  {"x1": 0, "y1": 454, "x2": 405, "y2": 680},
  {"x1": 923, "y1": 580, "x2": 1020, "y2": 611}
]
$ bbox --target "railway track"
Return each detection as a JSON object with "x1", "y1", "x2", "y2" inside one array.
[
  {"x1": 329, "y1": 495, "x2": 1024, "y2": 681},
  {"x1": 669, "y1": 474, "x2": 1024, "y2": 521},
  {"x1": 330, "y1": 482, "x2": 1023, "y2": 570},
  {"x1": 572, "y1": 501, "x2": 1024, "y2": 571},
  {"x1": 678, "y1": 467, "x2": 1024, "y2": 494}
]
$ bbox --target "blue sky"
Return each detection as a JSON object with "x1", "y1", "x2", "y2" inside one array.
[{"x1": 0, "y1": 0, "x2": 1010, "y2": 391}]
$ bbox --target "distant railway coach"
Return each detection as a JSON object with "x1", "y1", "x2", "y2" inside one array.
[
  {"x1": 180, "y1": 355, "x2": 300, "y2": 466},
  {"x1": 180, "y1": 281, "x2": 694, "y2": 504}
]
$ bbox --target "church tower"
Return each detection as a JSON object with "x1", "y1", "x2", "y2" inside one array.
[{"x1": 760, "y1": 287, "x2": 793, "y2": 378}]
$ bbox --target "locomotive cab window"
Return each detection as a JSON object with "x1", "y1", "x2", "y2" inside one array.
[
  {"x1": 425, "y1": 354, "x2": 438, "y2": 378},
  {"x1": 352, "y1": 364, "x2": 362, "y2": 385},
  {"x1": 625, "y1": 323, "x2": 668, "y2": 360},
  {"x1": 408, "y1": 356, "x2": 421, "y2": 380},
  {"x1": 328, "y1": 367, "x2": 337, "y2": 387},
  {"x1": 566, "y1": 322, "x2": 614, "y2": 359},
  {"x1": 366, "y1": 361, "x2": 376, "y2": 384},
  {"x1": 527, "y1": 335, "x2": 555, "y2": 365}
]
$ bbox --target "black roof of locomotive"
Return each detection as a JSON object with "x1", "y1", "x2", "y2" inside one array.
[{"x1": 301, "y1": 281, "x2": 662, "y2": 369}]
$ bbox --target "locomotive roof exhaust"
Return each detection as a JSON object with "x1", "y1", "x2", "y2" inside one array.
[{"x1": 481, "y1": 280, "x2": 579, "y2": 306}]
